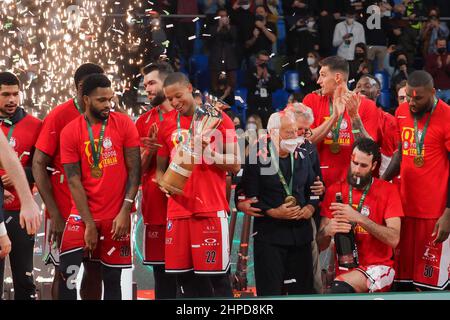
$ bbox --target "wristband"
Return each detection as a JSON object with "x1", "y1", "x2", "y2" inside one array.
[
  {"x1": 124, "y1": 198, "x2": 134, "y2": 204},
  {"x1": 0, "y1": 222, "x2": 7, "y2": 237}
]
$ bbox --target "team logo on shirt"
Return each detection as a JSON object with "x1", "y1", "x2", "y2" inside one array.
[
  {"x1": 340, "y1": 119, "x2": 348, "y2": 130},
  {"x1": 103, "y1": 137, "x2": 113, "y2": 150},
  {"x1": 360, "y1": 205, "x2": 370, "y2": 217}
]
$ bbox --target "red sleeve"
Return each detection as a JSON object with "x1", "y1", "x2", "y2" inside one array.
[
  {"x1": 220, "y1": 112, "x2": 237, "y2": 144},
  {"x1": 384, "y1": 183, "x2": 404, "y2": 220},
  {"x1": 444, "y1": 104, "x2": 450, "y2": 152},
  {"x1": 359, "y1": 98, "x2": 380, "y2": 142},
  {"x1": 157, "y1": 121, "x2": 170, "y2": 158},
  {"x1": 135, "y1": 115, "x2": 146, "y2": 138},
  {"x1": 123, "y1": 116, "x2": 140, "y2": 148},
  {"x1": 60, "y1": 122, "x2": 80, "y2": 164},
  {"x1": 35, "y1": 112, "x2": 58, "y2": 156},
  {"x1": 303, "y1": 93, "x2": 320, "y2": 129}
]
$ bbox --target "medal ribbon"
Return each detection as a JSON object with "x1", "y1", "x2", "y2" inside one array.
[
  {"x1": 2, "y1": 119, "x2": 15, "y2": 142},
  {"x1": 414, "y1": 97, "x2": 438, "y2": 157},
  {"x1": 73, "y1": 98, "x2": 83, "y2": 114},
  {"x1": 269, "y1": 141, "x2": 294, "y2": 197},
  {"x1": 349, "y1": 179, "x2": 373, "y2": 212},
  {"x1": 85, "y1": 116, "x2": 107, "y2": 168}
]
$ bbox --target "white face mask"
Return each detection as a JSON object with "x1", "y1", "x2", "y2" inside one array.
[
  {"x1": 247, "y1": 123, "x2": 257, "y2": 131},
  {"x1": 307, "y1": 21, "x2": 315, "y2": 29},
  {"x1": 307, "y1": 57, "x2": 316, "y2": 66},
  {"x1": 296, "y1": 136, "x2": 305, "y2": 146},
  {"x1": 280, "y1": 138, "x2": 299, "y2": 153},
  {"x1": 241, "y1": 4, "x2": 250, "y2": 10}
]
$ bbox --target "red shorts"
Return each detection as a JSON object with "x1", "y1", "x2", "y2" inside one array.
[
  {"x1": 394, "y1": 217, "x2": 450, "y2": 289},
  {"x1": 165, "y1": 211, "x2": 230, "y2": 274},
  {"x1": 60, "y1": 214, "x2": 132, "y2": 268},
  {"x1": 143, "y1": 224, "x2": 166, "y2": 265}
]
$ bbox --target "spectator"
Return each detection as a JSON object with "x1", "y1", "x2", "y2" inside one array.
[
  {"x1": 420, "y1": 14, "x2": 449, "y2": 56},
  {"x1": 389, "y1": 50, "x2": 415, "y2": 95},
  {"x1": 288, "y1": 91, "x2": 306, "y2": 104},
  {"x1": 245, "y1": 50, "x2": 283, "y2": 127},
  {"x1": 283, "y1": 0, "x2": 317, "y2": 19},
  {"x1": 211, "y1": 71, "x2": 236, "y2": 107},
  {"x1": 388, "y1": 24, "x2": 418, "y2": 67},
  {"x1": 364, "y1": 1, "x2": 392, "y2": 71},
  {"x1": 207, "y1": 7, "x2": 238, "y2": 106},
  {"x1": 140, "y1": 11, "x2": 168, "y2": 63},
  {"x1": 245, "y1": 5, "x2": 278, "y2": 57},
  {"x1": 349, "y1": 43, "x2": 373, "y2": 85},
  {"x1": 424, "y1": 37, "x2": 450, "y2": 103},
  {"x1": 317, "y1": 0, "x2": 342, "y2": 57},
  {"x1": 230, "y1": 0, "x2": 256, "y2": 67},
  {"x1": 287, "y1": 15, "x2": 319, "y2": 64},
  {"x1": 332, "y1": 8, "x2": 366, "y2": 61},
  {"x1": 174, "y1": 0, "x2": 199, "y2": 62},
  {"x1": 297, "y1": 50, "x2": 321, "y2": 95},
  {"x1": 257, "y1": 0, "x2": 280, "y2": 25}
]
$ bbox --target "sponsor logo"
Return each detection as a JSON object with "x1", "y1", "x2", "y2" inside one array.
[
  {"x1": 203, "y1": 238, "x2": 219, "y2": 246},
  {"x1": 148, "y1": 231, "x2": 159, "y2": 239},
  {"x1": 68, "y1": 225, "x2": 80, "y2": 232},
  {"x1": 167, "y1": 220, "x2": 173, "y2": 232}
]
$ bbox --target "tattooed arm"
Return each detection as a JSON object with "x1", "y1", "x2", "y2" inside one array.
[
  {"x1": 112, "y1": 146, "x2": 141, "y2": 240},
  {"x1": 351, "y1": 115, "x2": 374, "y2": 140},
  {"x1": 33, "y1": 149, "x2": 65, "y2": 246},
  {"x1": 381, "y1": 142, "x2": 402, "y2": 181},
  {"x1": 64, "y1": 162, "x2": 98, "y2": 250}
]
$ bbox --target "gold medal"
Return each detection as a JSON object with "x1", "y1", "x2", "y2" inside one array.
[
  {"x1": 414, "y1": 155, "x2": 424, "y2": 168},
  {"x1": 284, "y1": 195, "x2": 297, "y2": 207},
  {"x1": 330, "y1": 142, "x2": 340, "y2": 154},
  {"x1": 91, "y1": 166, "x2": 103, "y2": 179}
]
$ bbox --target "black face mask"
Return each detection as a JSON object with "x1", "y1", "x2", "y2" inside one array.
[
  {"x1": 437, "y1": 47, "x2": 447, "y2": 55},
  {"x1": 235, "y1": 124, "x2": 242, "y2": 131},
  {"x1": 259, "y1": 62, "x2": 267, "y2": 68},
  {"x1": 255, "y1": 14, "x2": 265, "y2": 22},
  {"x1": 397, "y1": 59, "x2": 407, "y2": 67},
  {"x1": 355, "y1": 52, "x2": 365, "y2": 60}
]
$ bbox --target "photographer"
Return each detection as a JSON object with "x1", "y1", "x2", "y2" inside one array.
[
  {"x1": 245, "y1": 50, "x2": 282, "y2": 127},
  {"x1": 245, "y1": 5, "x2": 277, "y2": 57},
  {"x1": 332, "y1": 8, "x2": 366, "y2": 61},
  {"x1": 287, "y1": 16, "x2": 319, "y2": 65}
]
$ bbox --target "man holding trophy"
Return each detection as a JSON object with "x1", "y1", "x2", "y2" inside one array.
[{"x1": 155, "y1": 73, "x2": 240, "y2": 298}]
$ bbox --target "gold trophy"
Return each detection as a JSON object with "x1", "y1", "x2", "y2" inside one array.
[{"x1": 159, "y1": 98, "x2": 224, "y2": 195}]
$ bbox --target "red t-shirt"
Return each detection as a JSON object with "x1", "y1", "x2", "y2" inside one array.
[
  {"x1": 136, "y1": 107, "x2": 168, "y2": 225},
  {"x1": 60, "y1": 112, "x2": 140, "y2": 221},
  {"x1": 0, "y1": 112, "x2": 42, "y2": 211},
  {"x1": 379, "y1": 109, "x2": 399, "y2": 157},
  {"x1": 303, "y1": 92, "x2": 380, "y2": 187},
  {"x1": 157, "y1": 109, "x2": 236, "y2": 218},
  {"x1": 35, "y1": 99, "x2": 81, "y2": 219},
  {"x1": 395, "y1": 100, "x2": 450, "y2": 219},
  {"x1": 321, "y1": 178, "x2": 404, "y2": 267}
]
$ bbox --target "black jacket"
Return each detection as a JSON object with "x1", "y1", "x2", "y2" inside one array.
[{"x1": 241, "y1": 139, "x2": 320, "y2": 246}]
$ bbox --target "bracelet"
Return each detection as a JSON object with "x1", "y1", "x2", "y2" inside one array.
[
  {"x1": 124, "y1": 198, "x2": 134, "y2": 204},
  {"x1": 0, "y1": 222, "x2": 7, "y2": 237}
]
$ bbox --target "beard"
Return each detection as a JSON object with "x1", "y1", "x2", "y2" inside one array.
[
  {"x1": 410, "y1": 99, "x2": 434, "y2": 119},
  {"x1": 91, "y1": 107, "x2": 109, "y2": 121},
  {"x1": 150, "y1": 90, "x2": 166, "y2": 107},
  {"x1": 347, "y1": 168, "x2": 372, "y2": 189}
]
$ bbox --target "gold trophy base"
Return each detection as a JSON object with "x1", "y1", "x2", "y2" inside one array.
[{"x1": 160, "y1": 147, "x2": 196, "y2": 195}]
